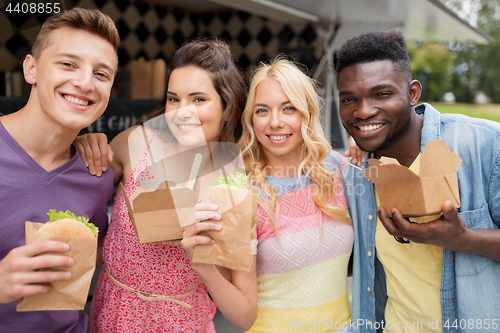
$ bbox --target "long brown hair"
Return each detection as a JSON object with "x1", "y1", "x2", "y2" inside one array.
[{"x1": 138, "y1": 38, "x2": 246, "y2": 144}]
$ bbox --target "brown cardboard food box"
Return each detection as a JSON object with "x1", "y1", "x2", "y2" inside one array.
[
  {"x1": 121, "y1": 179, "x2": 199, "y2": 243},
  {"x1": 362, "y1": 140, "x2": 462, "y2": 218},
  {"x1": 121, "y1": 142, "x2": 242, "y2": 244}
]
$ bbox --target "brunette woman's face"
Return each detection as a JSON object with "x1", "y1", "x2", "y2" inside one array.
[{"x1": 164, "y1": 66, "x2": 223, "y2": 147}]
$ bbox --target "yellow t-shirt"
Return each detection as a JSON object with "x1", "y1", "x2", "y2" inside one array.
[{"x1": 375, "y1": 153, "x2": 443, "y2": 333}]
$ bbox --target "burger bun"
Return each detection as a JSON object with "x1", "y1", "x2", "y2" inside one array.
[{"x1": 39, "y1": 218, "x2": 95, "y2": 238}]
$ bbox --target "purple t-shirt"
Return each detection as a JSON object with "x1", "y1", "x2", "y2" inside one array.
[{"x1": 0, "y1": 120, "x2": 113, "y2": 333}]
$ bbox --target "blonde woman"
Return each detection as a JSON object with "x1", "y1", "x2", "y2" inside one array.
[{"x1": 183, "y1": 58, "x2": 353, "y2": 332}]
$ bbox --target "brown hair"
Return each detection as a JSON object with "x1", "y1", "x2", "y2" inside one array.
[
  {"x1": 31, "y1": 7, "x2": 119, "y2": 60},
  {"x1": 138, "y1": 38, "x2": 246, "y2": 144}
]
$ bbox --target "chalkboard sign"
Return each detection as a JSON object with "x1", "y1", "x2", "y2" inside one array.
[
  {"x1": 79, "y1": 99, "x2": 161, "y2": 141},
  {"x1": 0, "y1": 97, "x2": 160, "y2": 142}
]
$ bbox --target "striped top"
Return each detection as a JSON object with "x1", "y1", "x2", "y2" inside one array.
[{"x1": 248, "y1": 152, "x2": 353, "y2": 332}]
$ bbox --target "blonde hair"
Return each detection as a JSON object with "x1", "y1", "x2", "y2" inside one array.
[{"x1": 238, "y1": 57, "x2": 351, "y2": 233}]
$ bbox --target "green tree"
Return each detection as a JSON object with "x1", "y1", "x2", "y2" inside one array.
[
  {"x1": 476, "y1": 16, "x2": 500, "y2": 102},
  {"x1": 449, "y1": 42, "x2": 480, "y2": 103},
  {"x1": 408, "y1": 42, "x2": 455, "y2": 102},
  {"x1": 442, "y1": 0, "x2": 500, "y2": 103}
]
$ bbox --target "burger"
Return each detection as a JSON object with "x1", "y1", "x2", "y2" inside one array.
[{"x1": 38, "y1": 209, "x2": 98, "y2": 239}]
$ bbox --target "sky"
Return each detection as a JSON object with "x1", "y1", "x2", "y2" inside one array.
[{"x1": 443, "y1": 0, "x2": 481, "y2": 26}]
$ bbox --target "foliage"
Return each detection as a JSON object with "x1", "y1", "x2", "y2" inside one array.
[
  {"x1": 440, "y1": 0, "x2": 500, "y2": 103},
  {"x1": 449, "y1": 42, "x2": 480, "y2": 103},
  {"x1": 408, "y1": 42, "x2": 455, "y2": 102},
  {"x1": 476, "y1": 32, "x2": 500, "y2": 103}
]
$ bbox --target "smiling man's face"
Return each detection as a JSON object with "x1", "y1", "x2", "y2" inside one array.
[
  {"x1": 24, "y1": 27, "x2": 116, "y2": 132},
  {"x1": 338, "y1": 60, "x2": 414, "y2": 153}
]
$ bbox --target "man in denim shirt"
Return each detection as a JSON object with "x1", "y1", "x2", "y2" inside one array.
[{"x1": 335, "y1": 30, "x2": 500, "y2": 333}]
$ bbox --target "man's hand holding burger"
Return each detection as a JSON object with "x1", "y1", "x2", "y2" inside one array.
[
  {"x1": 1, "y1": 209, "x2": 98, "y2": 304},
  {"x1": 0, "y1": 240, "x2": 73, "y2": 304}
]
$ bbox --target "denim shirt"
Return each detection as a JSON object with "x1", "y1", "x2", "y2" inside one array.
[{"x1": 343, "y1": 103, "x2": 500, "y2": 333}]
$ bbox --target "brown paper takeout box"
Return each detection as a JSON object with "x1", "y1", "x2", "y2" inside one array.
[
  {"x1": 17, "y1": 222, "x2": 97, "y2": 311},
  {"x1": 192, "y1": 186, "x2": 257, "y2": 272},
  {"x1": 121, "y1": 180, "x2": 200, "y2": 243},
  {"x1": 362, "y1": 140, "x2": 462, "y2": 218}
]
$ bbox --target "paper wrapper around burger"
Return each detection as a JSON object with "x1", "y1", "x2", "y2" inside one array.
[
  {"x1": 121, "y1": 178, "x2": 199, "y2": 243},
  {"x1": 192, "y1": 186, "x2": 257, "y2": 272},
  {"x1": 362, "y1": 140, "x2": 462, "y2": 220},
  {"x1": 16, "y1": 222, "x2": 97, "y2": 311}
]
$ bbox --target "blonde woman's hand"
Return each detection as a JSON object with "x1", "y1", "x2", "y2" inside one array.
[
  {"x1": 344, "y1": 136, "x2": 367, "y2": 166},
  {"x1": 74, "y1": 133, "x2": 113, "y2": 177}
]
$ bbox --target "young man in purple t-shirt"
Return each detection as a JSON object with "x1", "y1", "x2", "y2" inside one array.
[{"x1": 0, "y1": 8, "x2": 119, "y2": 333}]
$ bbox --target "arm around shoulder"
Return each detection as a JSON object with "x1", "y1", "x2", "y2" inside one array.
[{"x1": 108, "y1": 125, "x2": 142, "y2": 189}]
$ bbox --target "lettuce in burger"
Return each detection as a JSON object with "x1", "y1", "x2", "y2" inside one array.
[{"x1": 38, "y1": 209, "x2": 98, "y2": 239}]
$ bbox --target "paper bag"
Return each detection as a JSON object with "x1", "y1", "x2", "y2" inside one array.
[
  {"x1": 16, "y1": 222, "x2": 97, "y2": 311},
  {"x1": 192, "y1": 186, "x2": 257, "y2": 272}
]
